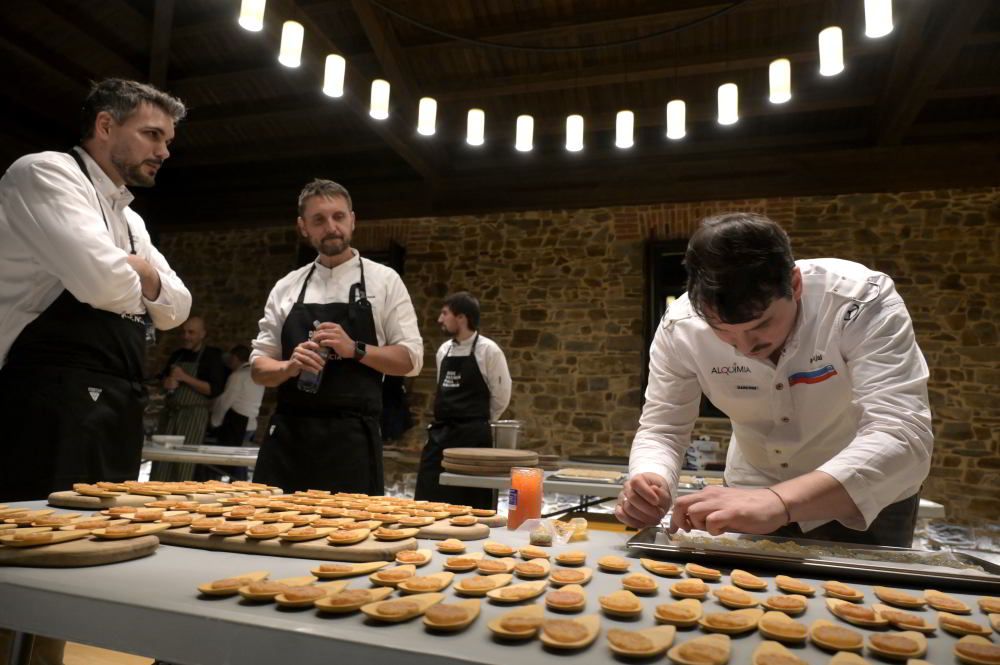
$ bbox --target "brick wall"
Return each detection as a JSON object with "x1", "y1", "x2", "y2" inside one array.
[{"x1": 152, "y1": 187, "x2": 999, "y2": 519}]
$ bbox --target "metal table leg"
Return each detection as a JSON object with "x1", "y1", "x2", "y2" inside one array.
[{"x1": 8, "y1": 631, "x2": 34, "y2": 665}]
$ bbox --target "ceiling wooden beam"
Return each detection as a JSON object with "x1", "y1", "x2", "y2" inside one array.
[
  {"x1": 873, "y1": 0, "x2": 991, "y2": 145},
  {"x1": 149, "y1": 0, "x2": 175, "y2": 88},
  {"x1": 169, "y1": 137, "x2": 388, "y2": 167},
  {"x1": 398, "y1": 0, "x2": 814, "y2": 54},
  {"x1": 428, "y1": 40, "x2": 885, "y2": 102},
  {"x1": 0, "y1": 2, "x2": 143, "y2": 82}
]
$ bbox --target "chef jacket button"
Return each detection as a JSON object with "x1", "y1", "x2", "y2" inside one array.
[
  {"x1": 781, "y1": 463, "x2": 789, "y2": 468},
  {"x1": 775, "y1": 382, "x2": 784, "y2": 390},
  {"x1": 781, "y1": 417, "x2": 790, "y2": 423}
]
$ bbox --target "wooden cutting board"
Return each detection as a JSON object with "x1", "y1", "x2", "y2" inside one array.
[
  {"x1": 442, "y1": 448, "x2": 538, "y2": 462},
  {"x1": 157, "y1": 527, "x2": 416, "y2": 562},
  {"x1": 0, "y1": 535, "x2": 159, "y2": 567},
  {"x1": 442, "y1": 462, "x2": 526, "y2": 476},
  {"x1": 47, "y1": 490, "x2": 275, "y2": 510},
  {"x1": 416, "y1": 521, "x2": 490, "y2": 541}
]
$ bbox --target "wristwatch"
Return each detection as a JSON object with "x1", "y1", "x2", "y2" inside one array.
[{"x1": 354, "y1": 341, "x2": 367, "y2": 360}]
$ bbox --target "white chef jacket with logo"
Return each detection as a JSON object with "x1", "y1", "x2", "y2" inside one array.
[{"x1": 629, "y1": 258, "x2": 933, "y2": 532}]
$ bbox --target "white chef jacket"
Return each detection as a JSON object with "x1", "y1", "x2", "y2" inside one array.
[
  {"x1": 211, "y1": 363, "x2": 265, "y2": 431},
  {"x1": 630, "y1": 258, "x2": 933, "y2": 532},
  {"x1": 0, "y1": 147, "x2": 191, "y2": 365},
  {"x1": 436, "y1": 334, "x2": 512, "y2": 421},
  {"x1": 250, "y1": 250, "x2": 424, "y2": 377}
]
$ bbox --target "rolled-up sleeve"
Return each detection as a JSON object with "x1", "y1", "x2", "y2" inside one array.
[
  {"x1": 250, "y1": 282, "x2": 287, "y2": 365},
  {"x1": 629, "y1": 319, "x2": 702, "y2": 494},
  {"x1": 486, "y1": 344, "x2": 512, "y2": 421},
  {"x1": 380, "y1": 273, "x2": 423, "y2": 377},
  {"x1": 128, "y1": 210, "x2": 191, "y2": 330},
  {"x1": 816, "y1": 281, "x2": 933, "y2": 529},
  {"x1": 2, "y1": 156, "x2": 143, "y2": 315}
]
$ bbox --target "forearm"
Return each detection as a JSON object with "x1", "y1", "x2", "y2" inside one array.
[
  {"x1": 251, "y1": 356, "x2": 296, "y2": 388},
  {"x1": 772, "y1": 470, "x2": 862, "y2": 525},
  {"x1": 359, "y1": 344, "x2": 413, "y2": 376},
  {"x1": 182, "y1": 376, "x2": 213, "y2": 397}
]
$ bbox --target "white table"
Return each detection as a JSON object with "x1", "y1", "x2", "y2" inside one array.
[{"x1": 0, "y1": 500, "x2": 981, "y2": 665}]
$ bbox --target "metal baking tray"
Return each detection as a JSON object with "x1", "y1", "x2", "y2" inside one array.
[{"x1": 627, "y1": 527, "x2": 1000, "y2": 592}]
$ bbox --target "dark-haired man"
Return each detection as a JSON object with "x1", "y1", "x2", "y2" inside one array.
[
  {"x1": 0, "y1": 78, "x2": 191, "y2": 502},
  {"x1": 251, "y1": 179, "x2": 422, "y2": 494},
  {"x1": 618, "y1": 213, "x2": 932, "y2": 547},
  {"x1": 415, "y1": 292, "x2": 512, "y2": 508}
]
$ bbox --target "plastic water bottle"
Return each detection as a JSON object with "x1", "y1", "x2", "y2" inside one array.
[{"x1": 297, "y1": 320, "x2": 330, "y2": 393}]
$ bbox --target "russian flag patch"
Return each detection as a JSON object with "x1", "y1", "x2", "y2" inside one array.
[{"x1": 788, "y1": 364, "x2": 838, "y2": 387}]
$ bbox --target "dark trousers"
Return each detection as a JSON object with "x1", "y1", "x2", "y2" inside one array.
[{"x1": 767, "y1": 493, "x2": 920, "y2": 548}]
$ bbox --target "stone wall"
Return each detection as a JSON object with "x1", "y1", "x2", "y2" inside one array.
[{"x1": 151, "y1": 187, "x2": 999, "y2": 519}]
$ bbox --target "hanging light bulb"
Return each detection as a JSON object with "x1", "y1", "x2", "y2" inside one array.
[
  {"x1": 417, "y1": 97, "x2": 437, "y2": 136},
  {"x1": 566, "y1": 115, "x2": 584, "y2": 152},
  {"x1": 515, "y1": 115, "x2": 534, "y2": 152},
  {"x1": 864, "y1": 0, "x2": 893, "y2": 38},
  {"x1": 467, "y1": 109, "x2": 485, "y2": 146},
  {"x1": 666, "y1": 100, "x2": 686, "y2": 140},
  {"x1": 717, "y1": 83, "x2": 739, "y2": 125},
  {"x1": 369, "y1": 79, "x2": 390, "y2": 120},
  {"x1": 278, "y1": 21, "x2": 303, "y2": 68},
  {"x1": 819, "y1": 26, "x2": 845, "y2": 76},
  {"x1": 323, "y1": 54, "x2": 346, "y2": 98},
  {"x1": 238, "y1": 0, "x2": 266, "y2": 31},
  {"x1": 769, "y1": 58, "x2": 792, "y2": 104},
  {"x1": 615, "y1": 111, "x2": 634, "y2": 149}
]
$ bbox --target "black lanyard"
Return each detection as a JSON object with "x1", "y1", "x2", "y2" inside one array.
[{"x1": 68, "y1": 149, "x2": 136, "y2": 255}]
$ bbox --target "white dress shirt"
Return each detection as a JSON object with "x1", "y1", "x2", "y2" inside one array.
[
  {"x1": 436, "y1": 333, "x2": 512, "y2": 421},
  {"x1": 630, "y1": 258, "x2": 933, "y2": 533},
  {"x1": 0, "y1": 147, "x2": 191, "y2": 365},
  {"x1": 250, "y1": 250, "x2": 423, "y2": 376},
  {"x1": 211, "y1": 363, "x2": 265, "y2": 431}
]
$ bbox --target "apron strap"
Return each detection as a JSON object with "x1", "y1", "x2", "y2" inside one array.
[
  {"x1": 67, "y1": 149, "x2": 136, "y2": 255},
  {"x1": 295, "y1": 263, "x2": 317, "y2": 305}
]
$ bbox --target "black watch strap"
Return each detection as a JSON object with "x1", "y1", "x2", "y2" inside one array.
[{"x1": 354, "y1": 341, "x2": 367, "y2": 360}]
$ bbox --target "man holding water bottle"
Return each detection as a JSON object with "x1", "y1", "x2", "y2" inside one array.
[{"x1": 250, "y1": 179, "x2": 422, "y2": 494}]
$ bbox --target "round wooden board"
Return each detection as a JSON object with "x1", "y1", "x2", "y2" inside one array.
[
  {"x1": 442, "y1": 448, "x2": 539, "y2": 462},
  {"x1": 157, "y1": 527, "x2": 417, "y2": 562},
  {"x1": 442, "y1": 462, "x2": 523, "y2": 475},
  {"x1": 0, "y1": 535, "x2": 159, "y2": 567}
]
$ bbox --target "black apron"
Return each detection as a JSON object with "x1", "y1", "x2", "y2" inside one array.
[
  {"x1": 415, "y1": 333, "x2": 495, "y2": 508},
  {"x1": 253, "y1": 259, "x2": 385, "y2": 494},
  {"x1": 0, "y1": 150, "x2": 148, "y2": 502}
]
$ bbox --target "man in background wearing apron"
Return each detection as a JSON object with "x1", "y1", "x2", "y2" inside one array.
[
  {"x1": 415, "y1": 292, "x2": 511, "y2": 508},
  {"x1": 152, "y1": 315, "x2": 226, "y2": 480},
  {"x1": 250, "y1": 179, "x2": 422, "y2": 494},
  {"x1": 0, "y1": 79, "x2": 191, "y2": 665}
]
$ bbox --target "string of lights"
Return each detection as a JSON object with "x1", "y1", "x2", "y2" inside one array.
[{"x1": 236, "y1": 0, "x2": 895, "y2": 152}]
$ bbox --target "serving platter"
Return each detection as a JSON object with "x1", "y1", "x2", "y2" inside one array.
[{"x1": 627, "y1": 528, "x2": 1000, "y2": 592}]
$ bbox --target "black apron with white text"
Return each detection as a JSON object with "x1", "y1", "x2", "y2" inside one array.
[
  {"x1": 0, "y1": 150, "x2": 148, "y2": 501},
  {"x1": 415, "y1": 333, "x2": 494, "y2": 508},
  {"x1": 253, "y1": 260, "x2": 385, "y2": 494}
]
